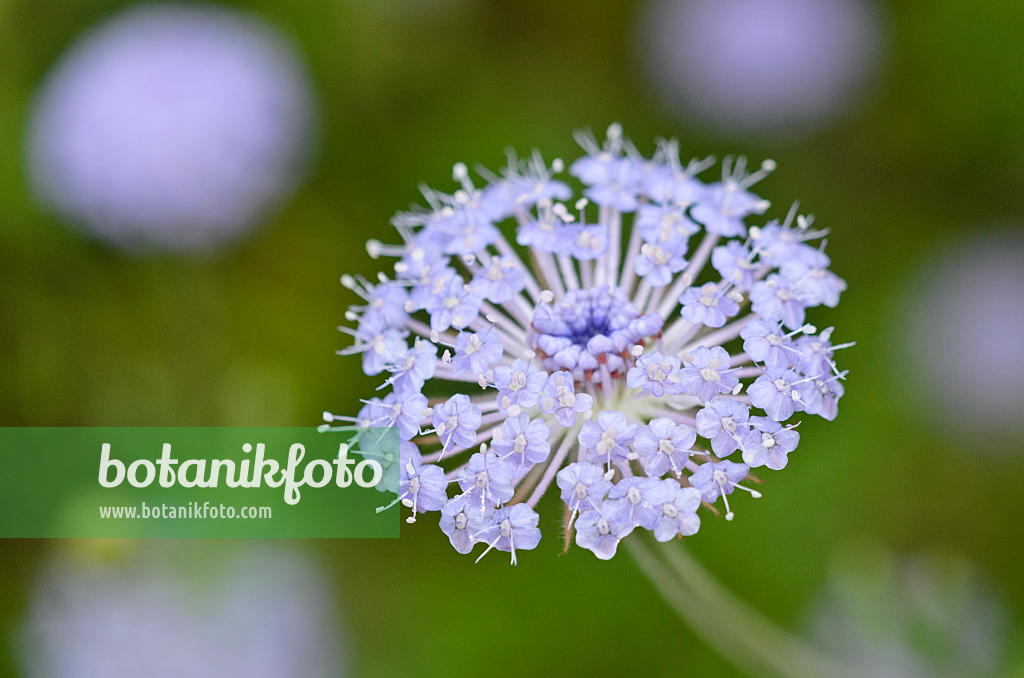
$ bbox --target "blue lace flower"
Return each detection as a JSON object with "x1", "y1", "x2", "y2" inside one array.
[{"x1": 328, "y1": 125, "x2": 852, "y2": 562}]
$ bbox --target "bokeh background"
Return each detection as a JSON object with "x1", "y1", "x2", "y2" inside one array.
[{"x1": 1, "y1": 0, "x2": 1023, "y2": 676}]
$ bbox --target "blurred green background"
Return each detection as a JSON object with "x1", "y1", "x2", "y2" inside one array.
[{"x1": 1, "y1": 0, "x2": 1023, "y2": 676}]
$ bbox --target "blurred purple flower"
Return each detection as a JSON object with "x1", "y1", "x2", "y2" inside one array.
[
  {"x1": 27, "y1": 3, "x2": 318, "y2": 252},
  {"x1": 639, "y1": 0, "x2": 883, "y2": 135}
]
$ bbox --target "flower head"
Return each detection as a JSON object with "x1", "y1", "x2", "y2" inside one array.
[{"x1": 327, "y1": 126, "x2": 851, "y2": 562}]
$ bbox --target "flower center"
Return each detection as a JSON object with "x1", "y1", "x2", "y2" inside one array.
[
  {"x1": 513, "y1": 433, "x2": 527, "y2": 453},
  {"x1": 701, "y1": 366, "x2": 720, "y2": 381},
  {"x1": 597, "y1": 428, "x2": 619, "y2": 454},
  {"x1": 529, "y1": 285, "x2": 663, "y2": 378},
  {"x1": 557, "y1": 388, "x2": 576, "y2": 408}
]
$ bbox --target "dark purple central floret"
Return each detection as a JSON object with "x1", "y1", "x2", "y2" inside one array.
[{"x1": 529, "y1": 286, "x2": 664, "y2": 378}]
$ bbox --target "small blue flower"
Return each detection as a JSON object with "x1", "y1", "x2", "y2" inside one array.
[
  {"x1": 574, "y1": 507, "x2": 634, "y2": 560},
  {"x1": 340, "y1": 313, "x2": 407, "y2": 377},
  {"x1": 474, "y1": 504, "x2": 542, "y2": 565},
  {"x1": 679, "y1": 346, "x2": 740, "y2": 403},
  {"x1": 578, "y1": 410, "x2": 639, "y2": 468},
  {"x1": 565, "y1": 224, "x2": 609, "y2": 260},
  {"x1": 432, "y1": 394, "x2": 482, "y2": 453},
  {"x1": 635, "y1": 203, "x2": 700, "y2": 244},
  {"x1": 451, "y1": 330, "x2": 503, "y2": 377},
  {"x1": 440, "y1": 495, "x2": 491, "y2": 554},
  {"x1": 423, "y1": 274, "x2": 482, "y2": 332},
  {"x1": 492, "y1": 358, "x2": 547, "y2": 413},
  {"x1": 457, "y1": 452, "x2": 515, "y2": 508},
  {"x1": 635, "y1": 238, "x2": 688, "y2": 287},
  {"x1": 605, "y1": 476, "x2": 675, "y2": 530},
  {"x1": 712, "y1": 240, "x2": 759, "y2": 291},
  {"x1": 358, "y1": 392, "x2": 426, "y2": 441},
  {"x1": 741, "y1": 318, "x2": 796, "y2": 372},
  {"x1": 794, "y1": 327, "x2": 845, "y2": 377},
  {"x1": 626, "y1": 351, "x2": 683, "y2": 398},
  {"x1": 742, "y1": 417, "x2": 800, "y2": 470},
  {"x1": 747, "y1": 368, "x2": 805, "y2": 422},
  {"x1": 696, "y1": 399, "x2": 750, "y2": 457},
  {"x1": 470, "y1": 255, "x2": 526, "y2": 304},
  {"x1": 652, "y1": 481, "x2": 702, "y2": 542},
  {"x1": 632, "y1": 417, "x2": 697, "y2": 476},
  {"x1": 689, "y1": 460, "x2": 756, "y2": 521},
  {"x1": 539, "y1": 371, "x2": 594, "y2": 427},
  {"x1": 516, "y1": 211, "x2": 566, "y2": 253},
  {"x1": 801, "y1": 374, "x2": 845, "y2": 421},
  {"x1": 750, "y1": 273, "x2": 810, "y2": 330},
  {"x1": 556, "y1": 462, "x2": 613, "y2": 512},
  {"x1": 399, "y1": 447, "x2": 448, "y2": 518},
  {"x1": 689, "y1": 160, "x2": 772, "y2": 237},
  {"x1": 490, "y1": 414, "x2": 551, "y2": 474},
  {"x1": 680, "y1": 282, "x2": 741, "y2": 328},
  {"x1": 383, "y1": 340, "x2": 438, "y2": 395}
]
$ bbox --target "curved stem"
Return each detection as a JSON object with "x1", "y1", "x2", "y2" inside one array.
[{"x1": 626, "y1": 536, "x2": 857, "y2": 678}]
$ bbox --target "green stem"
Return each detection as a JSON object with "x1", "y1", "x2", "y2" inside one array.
[{"x1": 626, "y1": 536, "x2": 856, "y2": 678}]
